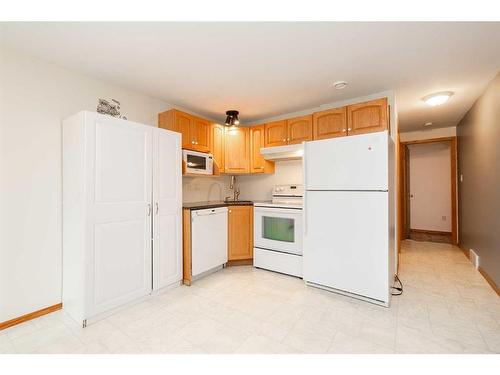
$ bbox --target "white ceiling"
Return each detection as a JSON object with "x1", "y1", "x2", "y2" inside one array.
[{"x1": 1, "y1": 22, "x2": 499, "y2": 131}]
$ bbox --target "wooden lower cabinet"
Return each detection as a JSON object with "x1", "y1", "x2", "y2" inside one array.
[{"x1": 228, "y1": 205, "x2": 253, "y2": 261}]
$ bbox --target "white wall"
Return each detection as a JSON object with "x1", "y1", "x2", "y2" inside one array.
[
  {"x1": 400, "y1": 126, "x2": 456, "y2": 142},
  {"x1": 237, "y1": 160, "x2": 303, "y2": 201},
  {"x1": 408, "y1": 142, "x2": 452, "y2": 232},
  {"x1": 0, "y1": 47, "x2": 171, "y2": 322}
]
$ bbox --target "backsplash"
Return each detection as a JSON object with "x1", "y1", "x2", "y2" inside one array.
[
  {"x1": 182, "y1": 175, "x2": 232, "y2": 202},
  {"x1": 182, "y1": 160, "x2": 303, "y2": 203}
]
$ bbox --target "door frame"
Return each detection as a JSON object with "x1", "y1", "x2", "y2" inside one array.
[{"x1": 398, "y1": 136, "x2": 458, "y2": 246}]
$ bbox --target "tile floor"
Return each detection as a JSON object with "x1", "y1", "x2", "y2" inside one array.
[{"x1": 1, "y1": 240, "x2": 499, "y2": 354}]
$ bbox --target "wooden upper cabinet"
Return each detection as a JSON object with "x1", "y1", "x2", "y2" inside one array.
[
  {"x1": 228, "y1": 205, "x2": 253, "y2": 261},
  {"x1": 191, "y1": 117, "x2": 210, "y2": 152},
  {"x1": 175, "y1": 111, "x2": 193, "y2": 149},
  {"x1": 313, "y1": 107, "x2": 347, "y2": 140},
  {"x1": 158, "y1": 109, "x2": 212, "y2": 151},
  {"x1": 264, "y1": 120, "x2": 287, "y2": 147},
  {"x1": 287, "y1": 115, "x2": 313, "y2": 144},
  {"x1": 347, "y1": 98, "x2": 388, "y2": 136},
  {"x1": 210, "y1": 123, "x2": 225, "y2": 173},
  {"x1": 224, "y1": 126, "x2": 250, "y2": 174},
  {"x1": 250, "y1": 125, "x2": 275, "y2": 174}
]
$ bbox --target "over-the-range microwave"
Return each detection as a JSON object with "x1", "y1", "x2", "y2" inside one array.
[{"x1": 183, "y1": 149, "x2": 213, "y2": 175}]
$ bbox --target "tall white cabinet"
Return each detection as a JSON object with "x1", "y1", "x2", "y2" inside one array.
[{"x1": 62, "y1": 111, "x2": 182, "y2": 326}]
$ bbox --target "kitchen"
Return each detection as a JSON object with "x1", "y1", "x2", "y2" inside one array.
[{"x1": 2, "y1": 21, "x2": 500, "y2": 360}]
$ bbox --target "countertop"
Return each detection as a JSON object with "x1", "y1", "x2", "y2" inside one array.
[{"x1": 182, "y1": 200, "x2": 254, "y2": 210}]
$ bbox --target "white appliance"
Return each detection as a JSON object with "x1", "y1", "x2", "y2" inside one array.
[
  {"x1": 62, "y1": 111, "x2": 182, "y2": 326},
  {"x1": 303, "y1": 131, "x2": 394, "y2": 306},
  {"x1": 260, "y1": 143, "x2": 304, "y2": 161},
  {"x1": 183, "y1": 149, "x2": 213, "y2": 175},
  {"x1": 254, "y1": 185, "x2": 303, "y2": 277},
  {"x1": 191, "y1": 207, "x2": 228, "y2": 277}
]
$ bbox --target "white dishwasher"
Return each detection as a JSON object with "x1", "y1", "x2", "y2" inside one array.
[{"x1": 191, "y1": 207, "x2": 228, "y2": 277}]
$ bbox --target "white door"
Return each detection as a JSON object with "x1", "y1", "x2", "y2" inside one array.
[
  {"x1": 86, "y1": 115, "x2": 153, "y2": 317},
  {"x1": 303, "y1": 191, "x2": 389, "y2": 303},
  {"x1": 152, "y1": 128, "x2": 182, "y2": 290},
  {"x1": 305, "y1": 131, "x2": 388, "y2": 191},
  {"x1": 191, "y1": 207, "x2": 228, "y2": 277},
  {"x1": 253, "y1": 207, "x2": 303, "y2": 255}
]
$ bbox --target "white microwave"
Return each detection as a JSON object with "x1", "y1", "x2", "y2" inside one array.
[{"x1": 183, "y1": 150, "x2": 213, "y2": 175}]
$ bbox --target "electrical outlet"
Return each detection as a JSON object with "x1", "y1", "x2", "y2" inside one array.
[{"x1": 460, "y1": 174, "x2": 463, "y2": 182}]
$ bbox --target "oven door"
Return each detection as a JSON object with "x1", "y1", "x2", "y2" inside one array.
[{"x1": 254, "y1": 207, "x2": 302, "y2": 255}]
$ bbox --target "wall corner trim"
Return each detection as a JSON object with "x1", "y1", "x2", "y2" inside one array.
[
  {"x1": 478, "y1": 267, "x2": 500, "y2": 297},
  {"x1": 0, "y1": 303, "x2": 62, "y2": 331}
]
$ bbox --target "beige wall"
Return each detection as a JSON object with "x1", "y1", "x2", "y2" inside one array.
[
  {"x1": 0, "y1": 47, "x2": 171, "y2": 322},
  {"x1": 408, "y1": 143, "x2": 451, "y2": 232},
  {"x1": 457, "y1": 72, "x2": 500, "y2": 286},
  {"x1": 182, "y1": 176, "x2": 232, "y2": 202},
  {"x1": 400, "y1": 126, "x2": 456, "y2": 142}
]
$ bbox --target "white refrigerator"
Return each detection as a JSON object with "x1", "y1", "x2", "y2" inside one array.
[{"x1": 303, "y1": 131, "x2": 394, "y2": 306}]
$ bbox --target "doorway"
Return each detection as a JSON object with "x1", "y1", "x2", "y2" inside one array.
[{"x1": 399, "y1": 137, "x2": 457, "y2": 245}]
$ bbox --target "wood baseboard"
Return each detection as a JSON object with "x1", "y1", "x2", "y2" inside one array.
[
  {"x1": 459, "y1": 245, "x2": 470, "y2": 260},
  {"x1": 410, "y1": 229, "x2": 451, "y2": 235},
  {"x1": 0, "y1": 303, "x2": 62, "y2": 331},
  {"x1": 478, "y1": 267, "x2": 500, "y2": 297},
  {"x1": 226, "y1": 259, "x2": 253, "y2": 266}
]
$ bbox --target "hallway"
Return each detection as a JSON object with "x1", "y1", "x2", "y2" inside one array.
[{"x1": 397, "y1": 240, "x2": 500, "y2": 353}]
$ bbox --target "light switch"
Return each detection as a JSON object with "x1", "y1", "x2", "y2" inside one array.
[{"x1": 460, "y1": 174, "x2": 463, "y2": 182}]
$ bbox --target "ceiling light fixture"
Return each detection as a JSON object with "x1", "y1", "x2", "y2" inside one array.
[
  {"x1": 423, "y1": 91, "x2": 454, "y2": 107},
  {"x1": 423, "y1": 122, "x2": 433, "y2": 127},
  {"x1": 224, "y1": 110, "x2": 240, "y2": 126},
  {"x1": 333, "y1": 81, "x2": 348, "y2": 90}
]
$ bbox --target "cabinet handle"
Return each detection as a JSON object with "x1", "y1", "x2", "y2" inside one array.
[
  {"x1": 342, "y1": 129, "x2": 346, "y2": 133},
  {"x1": 348, "y1": 128, "x2": 351, "y2": 131},
  {"x1": 287, "y1": 138, "x2": 290, "y2": 141},
  {"x1": 155, "y1": 202, "x2": 159, "y2": 215},
  {"x1": 191, "y1": 140, "x2": 195, "y2": 144},
  {"x1": 282, "y1": 138, "x2": 286, "y2": 142},
  {"x1": 147, "y1": 203, "x2": 152, "y2": 216},
  {"x1": 229, "y1": 210, "x2": 232, "y2": 213}
]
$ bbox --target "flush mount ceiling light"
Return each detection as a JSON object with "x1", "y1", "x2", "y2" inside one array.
[
  {"x1": 333, "y1": 81, "x2": 348, "y2": 90},
  {"x1": 423, "y1": 122, "x2": 433, "y2": 127},
  {"x1": 224, "y1": 110, "x2": 240, "y2": 126},
  {"x1": 423, "y1": 91, "x2": 454, "y2": 107}
]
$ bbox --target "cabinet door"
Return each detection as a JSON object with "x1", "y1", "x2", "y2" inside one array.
[
  {"x1": 250, "y1": 125, "x2": 274, "y2": 174},
  {"x1": 228, "y1": 206, "x2": 253, "y2": 261},
  {"x1": 347, "y1": 98, "x2": 388, "y2": 136},
  {"x1": 287, "y1": 115, "x2": 313, "y2": 144},
  {"x1": 87, "y1": 117, "x2": 153, "y2": 317},
  {"x1": 175, "y1": 110, "x2": 194, "y2": 149},
  {"x1": 210, "y1": 123, "x2": 225, "y2": 173},
  {"x1": 192, "y1": 117, "x2": 211, "y2": 153},
  {"x1": 313, "y1": 107, "x2": 347, "y2": 140},
  {"x1": 152, "y1": 128, "x2": 182, "y2": 290},
  {"x1": 264, "y1": 120, "x2": 287, "y2": 147},
  {"x1": 224, "y1": 126, "x2": 250, "y2": 174}
]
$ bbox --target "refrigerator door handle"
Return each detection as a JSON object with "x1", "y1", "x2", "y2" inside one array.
[{"x1": 303, "y1": 190, "x2": 307, "y2": 236}]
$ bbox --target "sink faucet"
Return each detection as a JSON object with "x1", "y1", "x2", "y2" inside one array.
[{"x1": 225, "y1": 175, "x2": 240, "y2": 202}]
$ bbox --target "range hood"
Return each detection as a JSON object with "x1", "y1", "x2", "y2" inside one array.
[{"x1": 260, "y1": 143, "x2": 304, "y2": 161}]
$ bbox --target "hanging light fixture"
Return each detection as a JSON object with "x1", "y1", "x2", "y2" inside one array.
[{"x1": 224, "y1": 110, "x2": 240, "y2": 126}]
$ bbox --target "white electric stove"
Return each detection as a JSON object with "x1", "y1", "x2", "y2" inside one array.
[{"x1": 253, "y1": 185, "x2": 303, "y2": 277}]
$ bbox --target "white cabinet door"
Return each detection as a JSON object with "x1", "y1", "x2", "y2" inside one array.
[
  {"x1": 86, "y1": 116, "x2": 153, "y2": 317},
  {"x1": 152, "y1": 128, "x2": 182, "y2": 290}
]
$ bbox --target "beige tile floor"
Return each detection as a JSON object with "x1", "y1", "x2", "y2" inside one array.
[{"x1": 1, "y1": 240, "x2": 499, "y2": 354}]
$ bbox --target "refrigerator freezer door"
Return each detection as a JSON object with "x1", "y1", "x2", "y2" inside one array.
[
  {"x1": 305, "y1": 131, "x2": 388, "y2": 191},
  {"x1": 303, "y1": 191, "x2": 389, "y2": 303}
]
